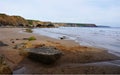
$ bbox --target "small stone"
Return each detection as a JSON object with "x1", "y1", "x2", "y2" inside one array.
[
  {"x1": 12, "y1": 41, "x2": 15, "y2": 44},
  {"x1": 59, "y1": 36, "x2": 66, "y2": 40},
  {"x1": 16, "y1": 39, "x2": 19, "y2": 40}
]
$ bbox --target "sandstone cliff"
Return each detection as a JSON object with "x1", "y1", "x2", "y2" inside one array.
[
  {"x1": 27, "y1": 20, "x2": 54, "y2": 27},
  {"x1": 0, "y1": 14, "x2": 28, "y2": 27},
  {"x1": 0, "y1": 13, "x2": 54, "y2": 27},
  {"x1": 53, "y1": 23, "x2": 97, "y2": 27},
  {"x1": 0, "y1": 13, "x2": 96, "y2": 27}
]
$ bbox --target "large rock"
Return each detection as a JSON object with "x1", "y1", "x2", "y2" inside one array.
[
  {"x1": 27, "y1": 46, "x2": 63, "y2": 64},
  {"x1": 0, "y1": 54, "x2": 12, "y2": 74}
]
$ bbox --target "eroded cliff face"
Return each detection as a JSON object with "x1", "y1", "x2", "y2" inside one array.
[
  {"x1": 53, "y1": 23, "x2": 97, "y2": 27},
  {"x1": 27, "y1": 20, "x2": 54, "y2": 27},
  {"x1": 0, "y1": 13, "x2": 96, "y2": 27},
  {"x1": 0, "y1": 13, "x2": 54, "y2": 27},
  {"x1": 0, "y1": 14, "x2": 29, "y2": 27}
]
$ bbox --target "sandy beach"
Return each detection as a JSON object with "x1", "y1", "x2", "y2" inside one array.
[{"x1": 0, "y1": 28, "x2": 120, "y2": 74}]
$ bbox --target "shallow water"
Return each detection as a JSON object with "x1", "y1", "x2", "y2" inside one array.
[{"x1": 33, "y1": 27, "x2": 120, "y2": 57}]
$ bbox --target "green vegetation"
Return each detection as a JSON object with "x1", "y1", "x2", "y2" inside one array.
[
  {"x1": 27, "y1": 19, "x2": 40, "y2": 25},
  {"x1": 0, "y1": 14, "x2": 7, "y2": 16},
  {"x1": 25, "y1": 28, "x2": 33, "y2": 33},
  {"x1": 28, "y1": 36, "x2": 36, "y2": 41},
  {"x1": 27, "y1": 20, "x2": 33, "y2": 25}
]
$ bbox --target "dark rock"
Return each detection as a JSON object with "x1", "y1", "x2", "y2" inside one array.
[
  {"x1": 16, "y1": 39, "x2": 20, "y2": 40},
  {"x1": 27, "y1": 46, "x2": 63, "y2": 64},
  {"x1": 12, "y1": 41, "x2": 15, "y2": 44},
  {"x1": 59, "y1": 36, "x2": 66, "y2": 40},
  {"x1": 60, "y1": 37, "x2": 63, "y2": 40},
  {"x1": 0, "y1": 24, "x2": 2, "y2": 26},
  {"x1": 0, "y1": 41, "x2": 8, "y2": 46}
]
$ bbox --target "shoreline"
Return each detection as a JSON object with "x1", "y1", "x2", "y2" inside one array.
[
  {"x1": 33, "y1": 27, "x2": 120, "y2": 57},
  {"x1": 0, "y1": 28, "x2": 120, "y2": 74}
]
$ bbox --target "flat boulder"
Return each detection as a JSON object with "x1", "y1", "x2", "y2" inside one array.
[{"x1": 27, "y1": 46, "x2": 63, "y2": 64}]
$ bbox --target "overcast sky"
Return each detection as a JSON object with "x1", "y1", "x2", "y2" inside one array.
[{"x1": 1, "y1": 0, "x2": 120, "y2": 27}]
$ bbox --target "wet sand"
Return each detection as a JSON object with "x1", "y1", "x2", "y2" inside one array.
[{"x1": 0, "y1": 28, "x2": 120, "y2": 74}]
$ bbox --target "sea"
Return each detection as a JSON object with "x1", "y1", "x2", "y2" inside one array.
[{"x1": 33, "y1": 27, "x2": 120, "y2": 57}]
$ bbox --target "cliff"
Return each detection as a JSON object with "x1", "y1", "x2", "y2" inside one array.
[
  {"x1": 0, "y1": 14, "x2": 29, "y2": 27},
  {"x1": 53, "y1": 23, "x2": 97, "y2": 27},
  {"x1": 0, "y1": 13, "x2": 96, "y2": 27},
  {"x1": 0, "y1": 13, "x2": 54, "y2": 27},
  {"x1": 27, "y1": 20, "x2": 54, "y2": 27}
]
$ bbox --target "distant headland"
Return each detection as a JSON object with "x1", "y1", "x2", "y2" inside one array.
[{"x1": 0, "y1": 13, "x2": 97, "y2": 28}]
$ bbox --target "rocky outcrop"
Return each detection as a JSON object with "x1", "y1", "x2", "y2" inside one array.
[
  {"x1": 27, "y1": 20, "x2": 43, "y2": 27},
  {"x1": 27, "y1": 46, "x2": 63, "y2": 64},
  {"x1": 27, "y1": 20, "x2": 54, "y2": 27},
  {"x1": 0, "y1": 54, "x2": 12, "y2": 74}
]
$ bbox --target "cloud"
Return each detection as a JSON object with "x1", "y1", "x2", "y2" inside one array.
[{"x1": 0, "y1": 0, "x2": 120, "y2": 27}]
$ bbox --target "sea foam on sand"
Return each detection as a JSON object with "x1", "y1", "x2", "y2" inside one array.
[{"x1": 33, "y1": 27, "x2": 120, "y2": 57}]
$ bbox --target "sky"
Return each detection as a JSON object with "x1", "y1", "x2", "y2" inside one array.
[{"x1": 1, "y1": 0, "x2": 120, "y2": 27}]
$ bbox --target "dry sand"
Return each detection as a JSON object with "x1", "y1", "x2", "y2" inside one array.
[{"x1": 0, "y1": 28, "x2": 120, "y2": 74}]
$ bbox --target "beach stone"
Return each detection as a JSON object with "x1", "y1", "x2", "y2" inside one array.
[
  {"x1": 27, "y1": 46, "x2": 63, "y2": 64},
  {"x1": 0, "y1": 54, "x2": 12, "y2": 74},
  {"x1": 0, "y1": 41, "x2": 8, "y2": 46},
  {"x1": 16, "y1": 38, "x2": 20, "y2": 40},
  {"x1": 12, "y1": 41, "x2": 15, "y2": 44},
  {"x1": 59, "y1": 36, "x2": 66, "y2": 40}
]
